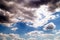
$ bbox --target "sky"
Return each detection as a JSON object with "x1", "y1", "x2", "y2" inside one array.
[
  {"x1": 0, "y1": 0, "x2": 60, "y2": 40},
  {"x1": 0, "y1": 12, "x2": 60, "y2": 40}
]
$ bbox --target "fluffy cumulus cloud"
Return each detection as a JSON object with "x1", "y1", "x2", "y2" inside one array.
[{"x1": 0, "y1": 0, "x2": 60, "y2": 28}]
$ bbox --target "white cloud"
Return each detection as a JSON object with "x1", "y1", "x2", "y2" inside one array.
[
  {"x1": 25, "y1": 31, "x2": 54, "y2": 40},
  {"x1": 55, "y1": 8, "x2": 60, "y2": 12},
  {"x1": 25, "y1": 30, "x2": 44, "y2": 37},
  {"x1": 11, "y1": 27, "x2": 18, "y2": 31},
  {"x1": 25, "y1": 30, "x2": 60, "y2": 40},
  {"x1": 0, "y1": 0, "x2": 60, "y2": 40},
  {"x1": 0, "y1": 33, "x2": 25, "y2": 40},
  {"x1": 54, "y1": 30, "x2": 60, "y2": 40},
  {"x1": 28, "y1": 38, "x2": 36, "y2": 40},
  {"x1": 54, "y1": 36, "x2": 60, "y2": 40}
]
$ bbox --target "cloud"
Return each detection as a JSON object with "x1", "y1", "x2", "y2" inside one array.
[
  {"x1": 0, "y1": 1, "x2": 60, "y2": 40},
  {"x1": 26, "y1": 5, "x2": 59, "y2": 28},
  {"x1": 28, "y1": 38, "x2": 36, "y2": 40},
  {"x1": 0, "y1": 0, "x2": 60, "y2": 28},
  {"x1": 25, "y1": 30, "x2": 44, "y2": 37},
  {"x1": 0, "y1": 33, "x2": 24, "y2": 40},
  {"x1": 24, "y1": 0, "x2": 60, "y2": 8},
  {"x1": 11, "y1": 27, "x2": 18, "y2": 31},
  {"x1": 43, "y1": 22, "x2": 56, "y2": 30},
  {"x1": 25, "y1": 30, "x2": 60, "y2": 40},
  {"x1": 54, "y1": 36, "x2": 60, "y2": 40},
  {"x1": 54, "y1": 30, "x2": 60, "y2": 40},
  {"x1": 0, "y1": 30, "x2": 60, "y2": 40},
  {"x1": 25, "y1": 31, "x2": 54, "y2": 40}
]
